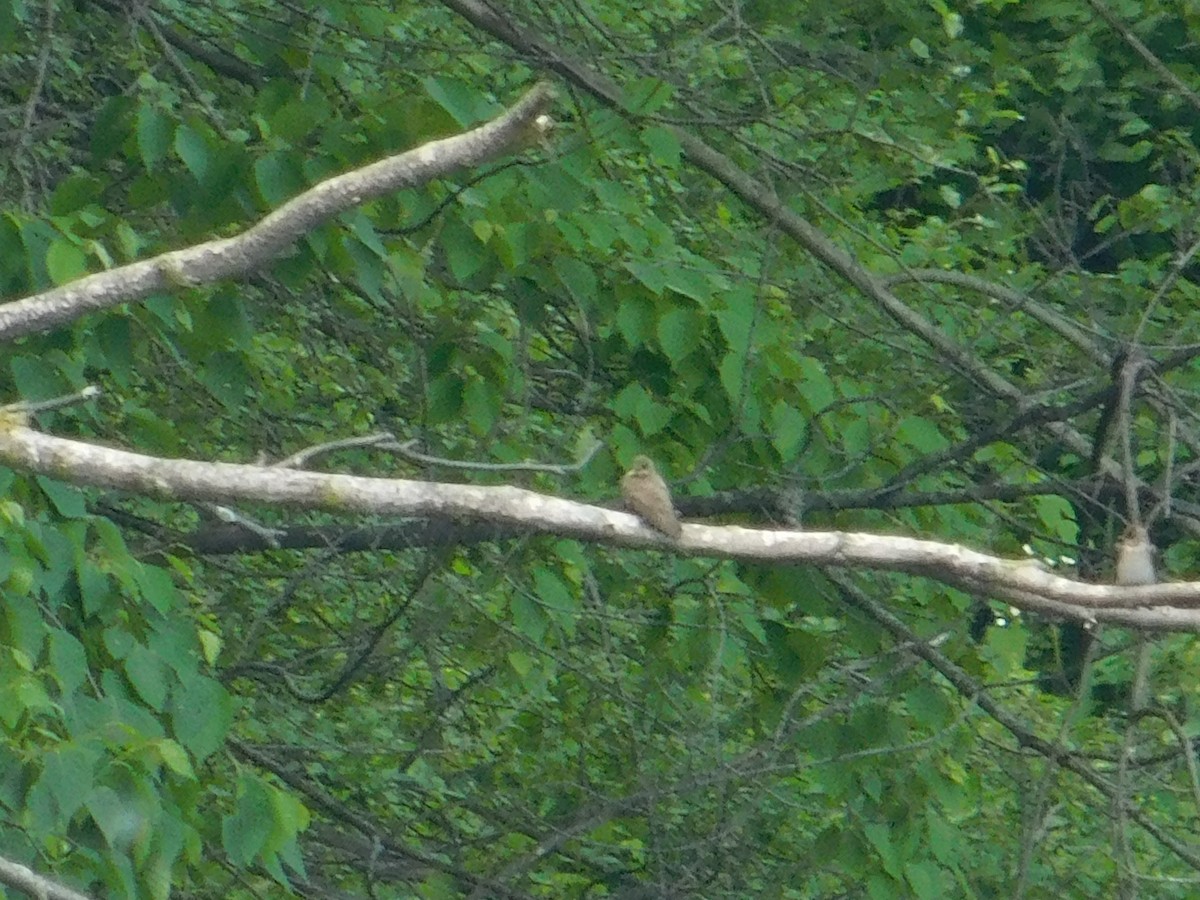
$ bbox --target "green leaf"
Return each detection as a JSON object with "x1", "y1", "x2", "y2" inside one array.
[
  {"x1": 797, "y1": 357, "x2": 837, "y2": 413},
  {"x1": 268, "y1": 94, "x2": 332, "y2": 142},
  {"x1": 463, "y1": 378, "x2": 499, "y2": 436},
  {"x1": 507, "y1": 650, "x2": 534, "y2": 676},
  {"x1": 441, "y1": 217, "x2": 485, "y2": 282},
  {"x1": 267, "y1": 785, "x2": 311, "y2": 852},
  {"x1": 194, "y1": 291, "x2": 253, "y2": 349},
  {"x1": 87, "y1": 786, "x2": 146, "y2": 851},
  {"x1": 1098, "y1": 139, "x2": 1152, "y2": 163},
  {"x1": 625, "y1": 260, "x2": 666, "y2": 294},
  {"x1": 510, "y1": 592, "x2": 547, "y2": 643},
  {"x1": 904, "y1": 860, "x2": 944, "y2": 898},
  {"x1": 714, "y1": 302, "x2": 752, "y2": 352},
  {"x1": 277, "y1": 837, "x2": 308, "y2": 883},
  {"x1": 125, "y1": 644, "x2": 168, "y2": 711},
  {"x1": 469, "y1": 217, "x2": 492, "y2": 244},
  {"x1": 1034, "y1": 495, "x2": 1078, "y2": 543},
  {"x1": 136, "y1": 105, "x2": 174, "y2": 170},
  {"x1": 624, "y1": 77, "x2": 675, "y2": 114},
  {"x1": 5, "y1": 594, "x2": 47, "y2": 660},
  {"x1": 198, "y1": 628, "x2": 222, "y2": 667},
  {"x1": 90, "y1": 95, "x2": 134, "y2": 162},
  {"x1": 223, "y1": 776, "x2": 275, "y2": 866},
  {"x1": 612, "y1": 383, "x2": 672, "y2": 436},
  {"x1": 534, "y1": 568, "x2": 580, "y2": 637},
  {"x1": 197, "y1": 351, "x2": 251, "y2": 407},
  {"x1": 904, "y1": 684, "x2": 952, "y2": 729},
  {"x1": 554, "y1": 257, "x2": 597, "y2": 304},
  {"x1": 764, "y1": 620, "x2": 826, "y2": 681},
  {"x1": 423, "y1": 75, "x2": 491, "y2": 126},
  {"x1": 49, "y1": 174, "x2": 104, "y2": 216},
  {"x1": 41, "y1": 743, "x2": 99, "y2": 821},
  {"x1": 897, "y1": 416, "x2": 949, "y2": 453},
  {"x1": 864, "y1": 822, "x2": 902, "y2": 877},
  {"x1": 656, "y1": 307, "x2": 701, "y2": 364},
  {"x1": 641, "y1": 125, "x2": 682, "y2": 168},
  {"x1": 981, "y1": 621, "x2": 1027, "y2": 679},
  {"x1": 46, "y1": 239, "x2": 88, "y2": 285},
  {"x1": 616, "y1": 293, "x2": 655, "y2": 343},
  {"x1": 94, "y1": 317, "x2": 134, "y2": 387},
  {"x1": 663, "y1": 263, "x2": 714, "y2": 302},
  {"x1": 732, "y1": 601, "x2": 768, "y2": 645},
  {"x1": 254, "y1": 150, "x2": 306, "y2": 206},
  {"x1": 171, "y1": 675, "x2": 233, "y2": 762},
  {"x1": 76, "y1": 561, "x2": 112, "y2": 616},
  {"x1": 36, "y1": 477, "x2": 86, "y2": 518},
  {"x1": 155, "y1": 738, "x2": 195, "y2": 779},
  {"x1": 136, "y1": 564, "x2": 179, "y2": 615},
  {"x1": 174, "y1": 123, "x2": 211, "y2": 182},
  {"x1": 104, "y1": 625, "x2": 134, "y2": 660},
  {"x1": 0, "y1": 1, "x2": 16, "y2": 52},
  {"x1": 770, "y1": 401, "x2": 808, "y2": 462},
  {"x1": 0, "y1": 675, "x2": 54, "y2": 728},
  {"x1": 718, "y1": 352, "x2": 746, "y2": 404},
  {"x1": 427, "y1": 374, "x2": 465, "y2": 423},
  {"x1": 48, "y1": 628, "x2": 89, "y2": 695}
]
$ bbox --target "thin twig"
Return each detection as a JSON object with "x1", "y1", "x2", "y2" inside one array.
[{"x1": 385, "y1": 436, "x2": 602, "y2": 474}]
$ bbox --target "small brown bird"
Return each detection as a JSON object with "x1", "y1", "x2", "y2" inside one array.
[
  {"x1": 620, "y1": 455, "x2": 682, "y2": 539},
  {"x1": 1115, "y1": 523, "x2": 1156, "y2": 586}
]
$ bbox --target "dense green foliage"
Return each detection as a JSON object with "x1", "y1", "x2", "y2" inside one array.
[{"x1": 4, "y1": 0, "x2": 1200, "y2": 896}]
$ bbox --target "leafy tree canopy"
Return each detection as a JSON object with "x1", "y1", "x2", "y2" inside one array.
[{"x1": 3, "y1": 0, "x2": 1200, "y2": 896}]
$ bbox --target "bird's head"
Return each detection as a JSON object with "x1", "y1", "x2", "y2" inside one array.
[{"x1": 628, "y1": 455, "x2": 655, "y2": 476}]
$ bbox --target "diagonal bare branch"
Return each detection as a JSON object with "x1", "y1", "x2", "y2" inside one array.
[{"x1": 0, "y1": 82, "x2": 555, "y2": 340}]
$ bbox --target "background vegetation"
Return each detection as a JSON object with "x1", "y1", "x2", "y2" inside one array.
[{"x1": 3, "y1": 0, "x2": 1200, "y2": 896}]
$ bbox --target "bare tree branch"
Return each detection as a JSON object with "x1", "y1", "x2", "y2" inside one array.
[
  {"x1": 0, "y1": 854, "x2": 95, "y2": 900},
  {"x1": 0, "y1": 82, "x2": 556, "y2": 340},
  {"x1": 6, "y1": 425, "x2": 1200, "y2": 626}
]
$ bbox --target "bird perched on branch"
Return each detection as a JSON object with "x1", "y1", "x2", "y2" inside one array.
[
  {"x1": 1116, "y1": 522, "x2": 1157, "y2": 713},
  {"x1": 1115, "y1": 524, "x2": 1155, "y2": 586},
  {"x1": 620, "y1": 455, "x2": 682, "y2": 539}
]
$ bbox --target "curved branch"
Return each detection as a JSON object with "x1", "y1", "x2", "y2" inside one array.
[
  {"x1": 0, "y1": 82, "x2": 556, "y2": 340},
  {"x1": 5, "y1": 426, "x2": 1200, "y2": 627},
  {"x1": 0, "y1": 855, "x2": 94, "y2": 900},
  {"x1": 882, "y1": 268, "x2": 1102, "y2": 362}
]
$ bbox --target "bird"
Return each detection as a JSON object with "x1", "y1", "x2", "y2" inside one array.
[
  {"x1": 1115, "y1": 523, "x2": 1157, "y2": 713},
  {"x1": 620, "y1": 455, "x2": 682, "y2": 539},
  {"x1": 1115, "y1": 523, "x2": 1155, "y2": 586}
]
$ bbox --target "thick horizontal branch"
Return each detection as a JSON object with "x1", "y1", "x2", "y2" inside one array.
[
  {"x1": 5, "y1": 426, "x2": 1200, "y2": 629},
  {"x1": 0, "y1": 83, "x2": 555, "y2": 340},
  {"x1": 0, "y1": 855, "x2": 93, "y2": 900}
]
